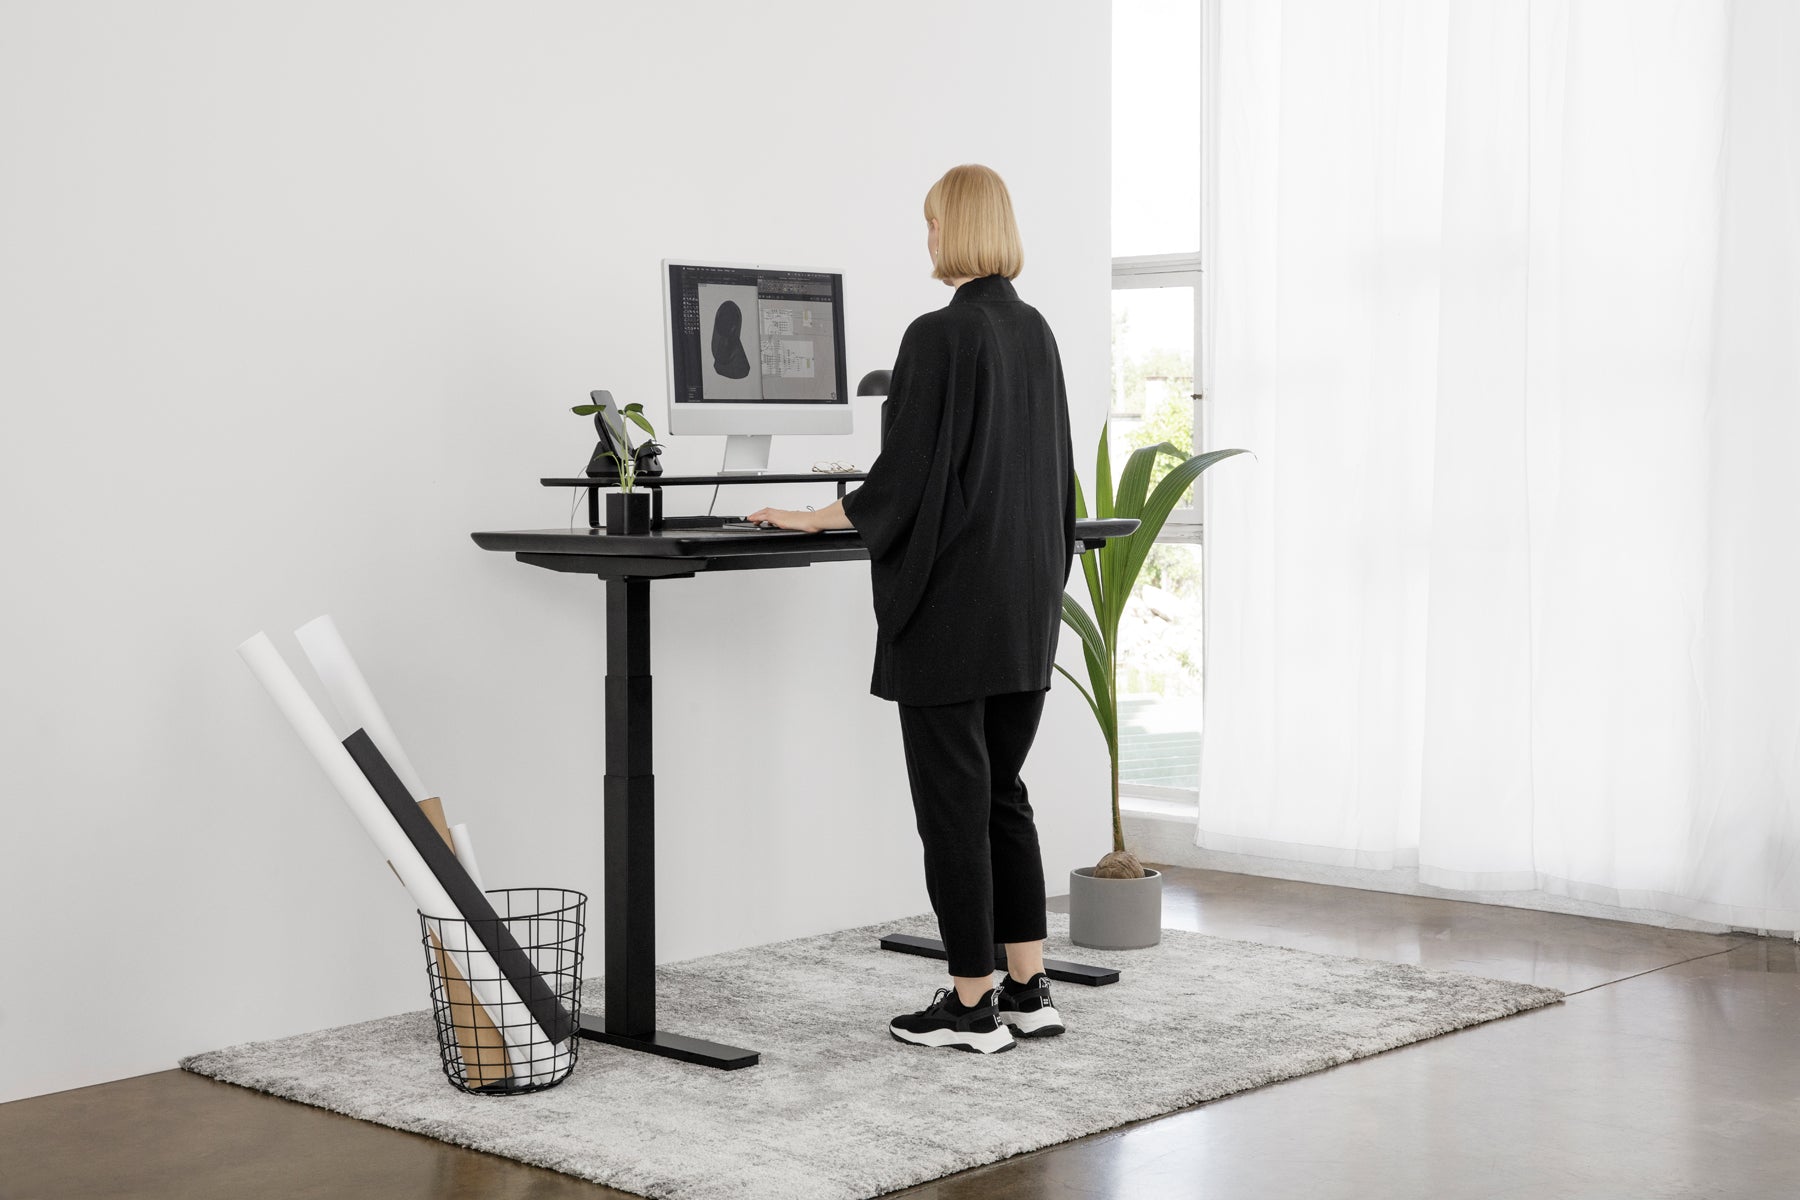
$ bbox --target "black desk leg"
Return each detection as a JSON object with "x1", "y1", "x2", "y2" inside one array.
[
  {"x1": 877, "y1": 935, "x2": 1122, "y2": 987},
  {"x1": 579, "y1": 575, "x2": 760, "y2": 1070}
]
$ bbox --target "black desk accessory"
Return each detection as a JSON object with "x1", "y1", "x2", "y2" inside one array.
[
  {"x1": 345, "y1": 729, "x2": 577, "y2": 1045},
  {"x1": 580, "y1": 390, "x2": 665, "y2": 480},
  {"x1": 474, "y1": 500, "x2": 1140, "y2": 1069}
]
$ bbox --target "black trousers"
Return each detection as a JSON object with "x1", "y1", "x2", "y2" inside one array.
[{"x1": 896, "y1": 688, "x2": 1050, "y2": 977}]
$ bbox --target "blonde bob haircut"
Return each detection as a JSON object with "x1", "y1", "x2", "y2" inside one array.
[{"x1": 924, "y1": 164, "x2": 1024, "y2": 282}]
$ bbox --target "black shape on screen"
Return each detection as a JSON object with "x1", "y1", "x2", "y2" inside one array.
[{"x1": 711, "y1": 300, "x2": 751, "y2": 378}]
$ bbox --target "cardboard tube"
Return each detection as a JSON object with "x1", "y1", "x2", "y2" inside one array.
[{"x1": 417, "y1": 798, "x2": 511, "y2": 1087}]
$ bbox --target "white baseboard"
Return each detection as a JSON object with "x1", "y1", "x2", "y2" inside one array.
[{"x1": 1122, "y1": 810, "x2": 1784, "y2": 939}]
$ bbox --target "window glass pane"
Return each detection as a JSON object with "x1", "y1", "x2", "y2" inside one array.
[
  {"x1": 1112, "y1": 0, "x2": 1201, "y2": 255},
  {"x1": 1118, "y1": 542, "x2": 1203, "y2": 790},
  {"x1": 1110, "y1": 286, "x2": 1196, "y2": 507}
]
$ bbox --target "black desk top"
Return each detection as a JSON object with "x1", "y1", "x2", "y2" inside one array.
[{"x1": 471, "y1": 518, "x2": 1139, "y2": 562}]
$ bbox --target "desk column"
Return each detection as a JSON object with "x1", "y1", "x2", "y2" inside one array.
[
  {"x1": 586, "y1": 572, "x2": 759, "y2": 1068},
  {"x1": 604, "y1": 577, "x2": 655, "y2": 1036}
]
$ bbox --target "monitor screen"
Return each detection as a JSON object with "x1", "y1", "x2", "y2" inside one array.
[{"x1": 665, "y1": 261, "x2": 847, "y2": 406}]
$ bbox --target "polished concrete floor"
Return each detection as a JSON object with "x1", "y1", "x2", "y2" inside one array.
[{"x1": 5, "y1": 866, "x2": 1795, "y2": 1199}]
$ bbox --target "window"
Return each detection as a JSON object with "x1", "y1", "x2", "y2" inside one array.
[{"x1": 1109, "y1": 0, "x2": 1210, "y2": 811}]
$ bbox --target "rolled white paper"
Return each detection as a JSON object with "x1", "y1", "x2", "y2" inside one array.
[
  {"x1": 294, "y1": 615, "x2": 429, "y2": 803},
  {"x1": 449, "y1": 823, "x2": 487, "y2": 891},
  {"x1": 236, "y1": 632, "x2": 568, "y2": 1082}
]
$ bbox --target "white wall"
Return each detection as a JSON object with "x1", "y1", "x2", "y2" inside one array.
[{"x1": 0, "y1": 1, "x2": 1111, "y2": 1102}]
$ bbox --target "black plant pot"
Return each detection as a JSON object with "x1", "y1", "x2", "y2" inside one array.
[{"x1": 605, "y1": 490, "x2": 651, "y2": 536}]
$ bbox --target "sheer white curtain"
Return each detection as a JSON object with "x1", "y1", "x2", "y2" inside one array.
[{"x1": 1198, "y1": 0, "x2": 1800, "y2": 931}]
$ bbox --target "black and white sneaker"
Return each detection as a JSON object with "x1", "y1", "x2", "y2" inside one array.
[
  {"x1": 889, "y1": 986, "x2": 1016, "y2": 1054},
  {"x1": 996, "y1": 971, "x2": 1065, "y2": 1037}
]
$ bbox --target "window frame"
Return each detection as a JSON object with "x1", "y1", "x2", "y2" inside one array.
[
  {"x1": 1109, "y1": 0, "x2": 1216, "y2": 814},
  {"x1": 1109, "y1": 255, "x2": 1204, "y2": 531}
]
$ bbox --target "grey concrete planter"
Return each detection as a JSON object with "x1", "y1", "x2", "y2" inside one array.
[{"x1": 1067, "y1": 866, "x2": 1163, "y2": 949}]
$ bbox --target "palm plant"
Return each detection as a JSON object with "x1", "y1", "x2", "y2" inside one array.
[{"x1": 1058, "y1": 424, "x2": 1247, "y2": 855}]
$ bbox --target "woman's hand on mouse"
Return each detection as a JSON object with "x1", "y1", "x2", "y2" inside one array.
[{"x1": 743, "y1": 506, "x2": 818, "y2": 532}]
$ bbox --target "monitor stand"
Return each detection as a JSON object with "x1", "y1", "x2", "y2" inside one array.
[{"x1": 719, "y1": 434, "x2": 772, "y2": 475}]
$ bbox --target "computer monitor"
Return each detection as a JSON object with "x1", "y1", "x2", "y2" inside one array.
[{"x1": 662, "y1": 258, "x2": 850, "y2": 473}]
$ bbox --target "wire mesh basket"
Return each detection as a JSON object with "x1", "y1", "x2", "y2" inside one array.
[{"x1": 418, "y1": 887, "x2": 586, "y2": 1095}]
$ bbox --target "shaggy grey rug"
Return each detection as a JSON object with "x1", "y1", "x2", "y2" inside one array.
[{"x1": 183, "y1": 911, "x2": 1563, "y2": 1199}]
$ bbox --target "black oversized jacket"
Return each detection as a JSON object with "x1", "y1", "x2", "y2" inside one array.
[{"x1": 840, "y1": 274, "x2": 1077, "y2": 705}]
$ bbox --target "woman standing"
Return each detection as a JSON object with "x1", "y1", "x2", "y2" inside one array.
[{"x1": 746, "y1": 164, "x2": 1076, "y2": 1054}]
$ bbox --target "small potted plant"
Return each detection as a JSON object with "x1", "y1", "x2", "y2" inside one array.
[
  {"x1": 1058, "y1": 424, "x2": 1246, "y2": 949},
  {"x1": 571, "y1": 392, "x2": 659, "y2": 535}
]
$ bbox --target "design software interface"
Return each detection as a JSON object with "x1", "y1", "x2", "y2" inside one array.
[{"x1": 667, "y1": 262, "x2": 847, "y2": 404}]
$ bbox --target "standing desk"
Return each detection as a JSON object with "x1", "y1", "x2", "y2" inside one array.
[{"x1": 473, "y1": 474, "x2": 1138, "y2": 1070}]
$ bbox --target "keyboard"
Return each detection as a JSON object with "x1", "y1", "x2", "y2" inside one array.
[{"x1": 711, "y1": 522, "x2": 858, "y2": 533}]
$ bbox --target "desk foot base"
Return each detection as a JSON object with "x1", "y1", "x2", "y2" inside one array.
[
  {"x1": 877, "y1": 934, "x2": 1122, "y2": 986},
  {"x1": 578, "y1": 1013, "x2": 760, "y2": 1069}
]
